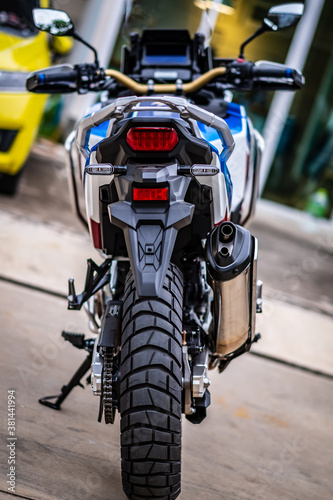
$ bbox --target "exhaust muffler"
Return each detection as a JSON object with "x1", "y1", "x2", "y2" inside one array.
[{"x1": 205, "y1": 222, "x2": 259, "y2": 356}]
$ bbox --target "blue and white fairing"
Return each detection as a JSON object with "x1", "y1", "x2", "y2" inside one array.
[
  {"x1": 75, "y1": 96, "x2": 259, "y2": 250},
  {"x1": 197, "y1": 102, "x2": 262, "y2": 225}
]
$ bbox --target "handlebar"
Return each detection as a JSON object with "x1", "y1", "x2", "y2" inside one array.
[
  {"x1": 26, "y1": 60, "x2": 304, "y2": 96},
  {"x1": 104, "y1": 67, "x2": 227, "y2": 94}
]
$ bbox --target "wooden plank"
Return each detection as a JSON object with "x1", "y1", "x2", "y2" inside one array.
[{"x1": 1, "y1": 281, "x2": 332, "y2": 500}]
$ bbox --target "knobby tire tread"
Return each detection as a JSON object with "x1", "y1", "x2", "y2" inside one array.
[{"x1": 120, "y1": 263, "x2": 183, "y2": 500}]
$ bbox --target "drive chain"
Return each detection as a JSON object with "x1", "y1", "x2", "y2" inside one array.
[{"x1": 103, "y1": 350, "x2": 116, "y2": 424}]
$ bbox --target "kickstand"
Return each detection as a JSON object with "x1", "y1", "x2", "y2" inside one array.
[
  {"x1": 39, "y1": 334, "x2": 95, "y2": 410},
  {"x1": 39, "y1": 354, "x2": 92, "y2": 410}
]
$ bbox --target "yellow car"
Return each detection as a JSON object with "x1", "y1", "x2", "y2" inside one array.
[{"x1": 0, "y1": 0, "x2": 71, "y2": 194}]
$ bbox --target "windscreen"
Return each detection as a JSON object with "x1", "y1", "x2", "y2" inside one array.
[{"x1": 143, "y1": 43, "x2": 189, "y2": 65}]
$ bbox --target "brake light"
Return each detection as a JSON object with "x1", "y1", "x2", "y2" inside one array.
[
  {"x1": 126, "y1": 127, "x2": 179, "y2": 151},
  {"x1": 133, "y1": 187, "x2": 168, "y2": 201}
]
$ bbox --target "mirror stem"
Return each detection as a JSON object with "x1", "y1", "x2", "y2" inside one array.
[
  {"x1": 73, "y1": 31, "x2": 99, "y2": 67},
  {"x1": 238, "y1": 25, "x2": 266, "y2": 59}
]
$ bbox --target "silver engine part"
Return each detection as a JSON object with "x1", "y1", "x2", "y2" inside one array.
[
  {"x1": 192, "y1": 350, "x2": 210, "y2": 398},
  {"x1": 182, "y1": 341, "x2": 194, "y2": 416},
  {"x1": 83, "y1": 296, "x2": 101, "y2": 334},
  {"x1": 182, "y1": 342, "x2": 211, "y2": 415},
  {"x1": 91, "y1": 335, "x2": 103, "y2": 395}
]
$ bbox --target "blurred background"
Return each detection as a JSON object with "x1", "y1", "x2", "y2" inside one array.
[
  {"x1": 1, "y1": 0, "x2": 332, "y2": 219},
  {"x1": 0, "y1": 0, "x2": 332, "y2": 312},
  {"x1": 1, "y1": 4, "x2": 332, "y2": 499}
]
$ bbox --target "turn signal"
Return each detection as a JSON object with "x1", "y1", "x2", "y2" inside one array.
[{"x1": 126, "y1": 127, "x2": 179, "y2": 151}]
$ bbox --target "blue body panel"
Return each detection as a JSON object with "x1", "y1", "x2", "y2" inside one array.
[
  {"x1": 225, "y1": 102, "x2": 243, "y2": 135},
  {"x1": 91, "y1": 120, "x2": 110, "y2": 138},
  {"x1": 196, "y1": 102, "x2": 244, "y2": 144}
]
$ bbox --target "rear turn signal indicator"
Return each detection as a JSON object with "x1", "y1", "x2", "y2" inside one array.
[
  {"x1": 126, "y1": 127, "x2": 179, "y2": 151},
  {"x1": 133, "y1": 187, "x2": 168, "y2": 201}
]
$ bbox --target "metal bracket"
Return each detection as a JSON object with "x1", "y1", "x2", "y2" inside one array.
[
  {"x1": 68, "y1": 258, "x2": 112, "y2": 310},
  {"x1": 216, "y1": 332, "x2": 261, "y2": 373},
  {"x1": 192, "y1": 350, "x2": 210, "y2": 399},
  {"x1": 91, "y1": 336, "x2": 103, "y2": 396},
  {"x1": 256, "y1": 280, "x2": 263, "y2": 313}
]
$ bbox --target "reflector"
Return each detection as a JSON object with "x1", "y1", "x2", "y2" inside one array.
[
  {"x1": 133, "y1": 187, "x2": 168, "y2": 201},
  {"x1": 126, "y1": 127, "x2": 179, "y2": 151}
]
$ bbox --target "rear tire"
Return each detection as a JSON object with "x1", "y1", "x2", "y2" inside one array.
[{"x1": 120, "y1": 264, "x2": 183, "y2": 500}]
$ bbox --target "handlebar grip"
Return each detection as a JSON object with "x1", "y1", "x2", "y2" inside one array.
[
  {"x1": 26, "y1": 65, "x2": 79, "y2": 94},
  {"x1": 252, "y1": 66, "x2": 293, "y2": 78},
  {"x1": 36, "y1": 70, "x2": 78, "y2": 84},
  {"x1": 252, "y1": 64, "x2": 304, "y2": 89}
]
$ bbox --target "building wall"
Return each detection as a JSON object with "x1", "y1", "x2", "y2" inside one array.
[
  {"x1": 263, "y1": 0, "x2": 333, "y2": 218},
  {"x1": 211, "y1": 0, "x2": 293, "y2": 62},
  {"x1": 51, "y1": 0, "x2": 87, "y2": 26}
]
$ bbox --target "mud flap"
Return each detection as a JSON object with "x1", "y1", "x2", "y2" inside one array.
[{"x1": 108, "y1": 165, "x2": 194, "y2": 297}]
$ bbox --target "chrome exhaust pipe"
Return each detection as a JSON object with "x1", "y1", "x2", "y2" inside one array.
[{"x1": 205, "y1": 222, "x2": 259, "y2": 356}]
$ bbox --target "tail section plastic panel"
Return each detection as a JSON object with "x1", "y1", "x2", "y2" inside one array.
[{"x1": 108, "y1": 164, "x2": 194, "y2": 297}]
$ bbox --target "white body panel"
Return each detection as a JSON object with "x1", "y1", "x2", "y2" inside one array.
[
  {"x1": 195, "y1": 151, "x2": 229, "y2": 225},
  {"x1": 228, "y1": 128, "x2": 249, "y2": 212},
  {"x1": 84, "y1": 151, "x2": 114, "y2": 224},
  {"x1": 73, "y1": 95, "x2": 261, "y2": 242}
]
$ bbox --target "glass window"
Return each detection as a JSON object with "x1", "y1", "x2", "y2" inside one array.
[
  {"x1": 263, "y1": 0, "x2": 333, "y2": 218},
  {"x1": 0, "y1": 0, "x2": 40, "y2": 36}
]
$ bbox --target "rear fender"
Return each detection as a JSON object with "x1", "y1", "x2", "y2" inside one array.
[{"x1": 108, "y1": 164, "x2": 194, "y2": 297}]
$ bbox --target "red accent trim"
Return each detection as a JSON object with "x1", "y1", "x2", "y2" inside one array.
[
  {"x1": 133, "y1": 187, "x2": 168, "y2": 201},
  {"x1": 89, "y1": 218, "x2": 102, "y2": 249},
  {"x1": 214, "y1": 209, "x2": 230, "y2": 226},
  {"x1": 126, "y1": 127, "x2": 179, "y2": 151}
]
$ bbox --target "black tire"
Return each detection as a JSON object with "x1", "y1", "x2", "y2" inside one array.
[
  {"x1": 0, "y1": 168, "x2": 24, "y2": 196},
  {"x1": 120, "y1": 263, "x2": 183, "y2": 500}
]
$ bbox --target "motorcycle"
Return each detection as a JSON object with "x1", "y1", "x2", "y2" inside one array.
[{"x1": 27, "y1": 4, "x2": 304, "y2": 499}]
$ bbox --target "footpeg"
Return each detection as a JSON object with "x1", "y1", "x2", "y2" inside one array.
[{"x1": 62, "y1": 331, "x2": 86, "y2": 349}]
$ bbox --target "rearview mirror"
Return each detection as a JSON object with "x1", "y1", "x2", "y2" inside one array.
[
  {"x1": 32, "y1": 8, "x2": 99, "y2": 65},
  {"x1": 264, "y1": 3, "x2": 304, "y2": 31},
  {"x1": 32, "y1": 8, "x2": 74, "y2": 36},
  {"x1": 239, "y1": 3, "x2": 304, "y2": 59}
]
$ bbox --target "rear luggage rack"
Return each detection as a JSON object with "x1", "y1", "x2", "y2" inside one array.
[{"x1": 76, "y1": 95, "x2": 235, "y2": 165}]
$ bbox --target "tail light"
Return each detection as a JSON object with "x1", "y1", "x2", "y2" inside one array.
[
  {"x1": 133, "y1": 187, "x2": 168, "y2": 201},
  {"x1": 126, "y1": 127, "x2": 179, "y2": 151}
]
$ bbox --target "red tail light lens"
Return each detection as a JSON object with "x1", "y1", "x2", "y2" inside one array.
[
  {"x1": 133, "y1": 187, "x2": 168, "y2": 201},
  {"x1": 126, "y1": 127, "x2": 179, "y2": 151}
]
